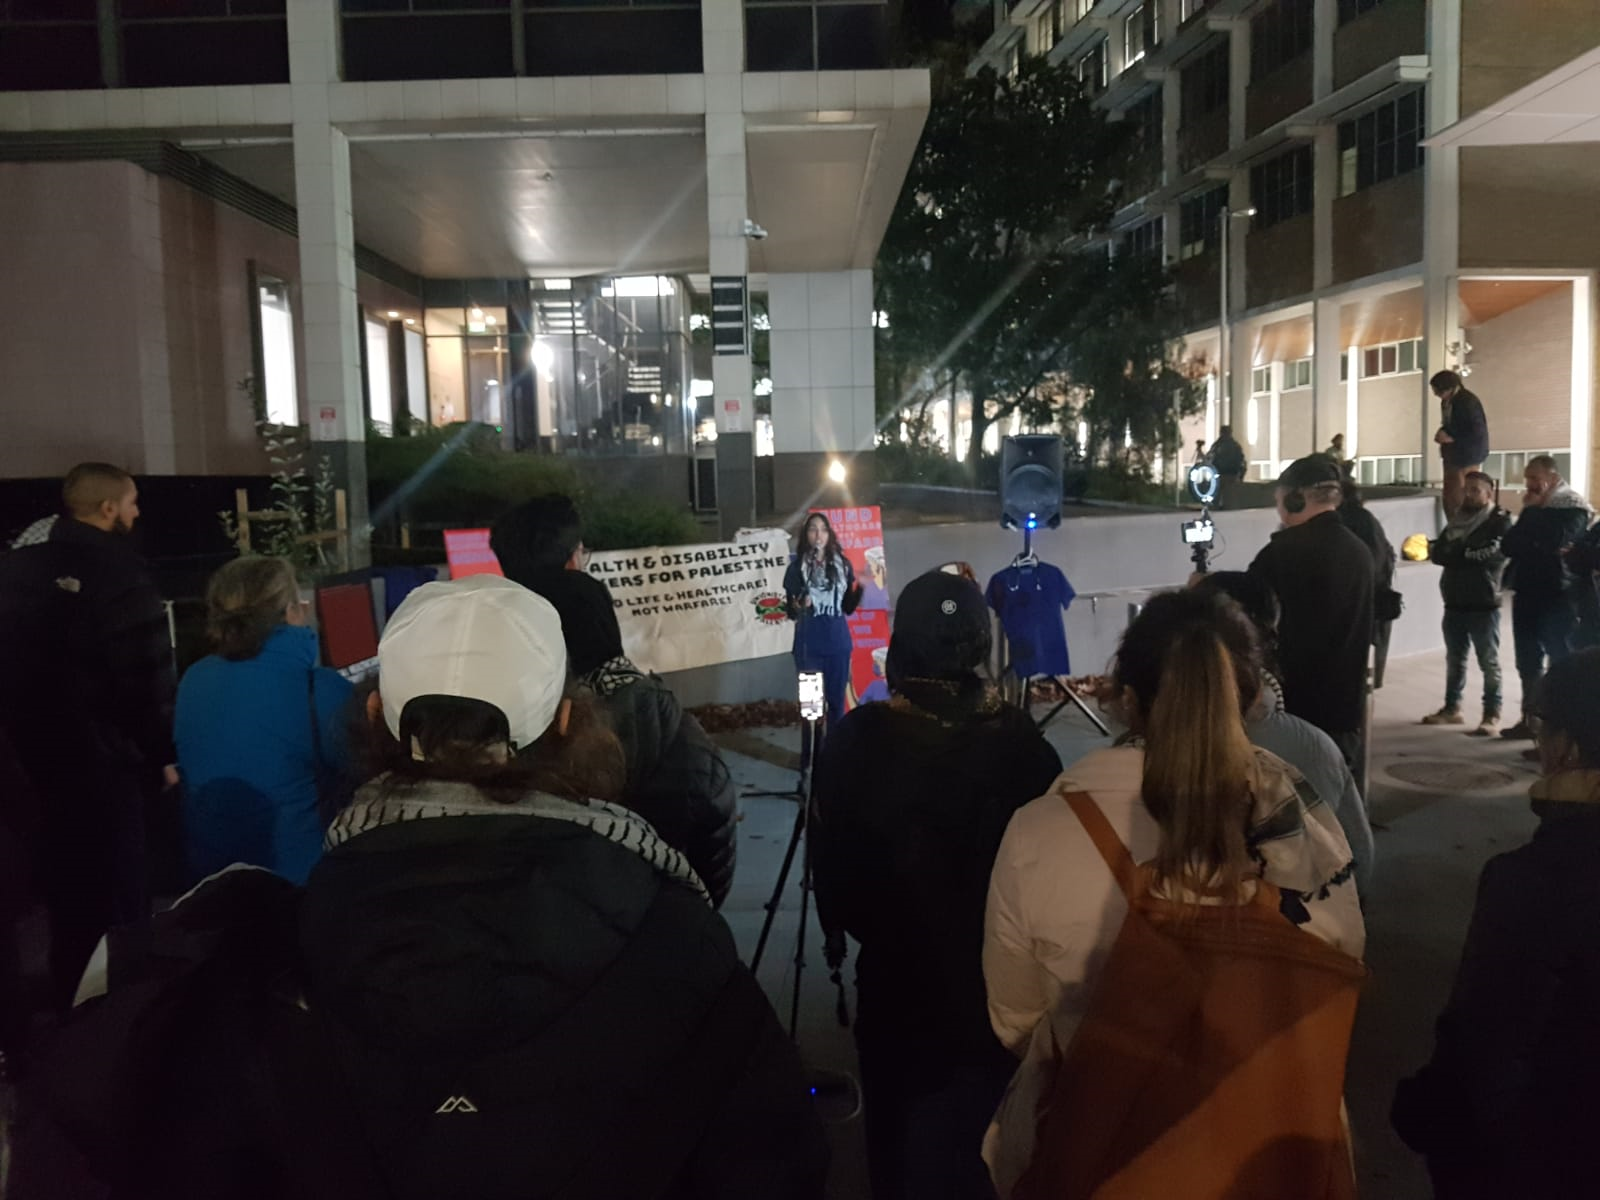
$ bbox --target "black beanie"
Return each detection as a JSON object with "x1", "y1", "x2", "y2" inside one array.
[{"x1": 886, "y1": 569, "x2": 991, "y2": 683}]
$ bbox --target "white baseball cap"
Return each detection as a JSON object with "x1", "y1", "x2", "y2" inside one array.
[{"x1": 377, "y1": 575, "x2": 567, "y2": 751}]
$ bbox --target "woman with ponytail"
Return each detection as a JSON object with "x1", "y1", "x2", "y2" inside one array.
[
  {"x1": 981, "y1": 589, "x2": 1364, "y2": 1198},
  {"x1": 175, "y1": 555, "x2": 354, "y2": 884}
]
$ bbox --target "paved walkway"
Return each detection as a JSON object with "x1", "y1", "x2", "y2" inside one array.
[{"x1": 723, "y1": 650, "x2": 1537, "y2": 1199}]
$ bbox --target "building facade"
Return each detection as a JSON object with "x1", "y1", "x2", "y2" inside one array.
[
  {"x1": 970, "y1": 0, "x2": 1600, "y2": 498},
  {"x1": 0, "y1": 1, "x2": 929, "y2": 542}
]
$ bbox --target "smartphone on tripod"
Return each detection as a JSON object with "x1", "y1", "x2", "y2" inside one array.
[{"x1": 798, "y1": 670, "x2": 825, "y2": 726}]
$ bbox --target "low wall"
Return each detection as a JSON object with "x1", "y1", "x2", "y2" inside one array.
[{"x1": 666, "y1": 494, "x2": 1450, "y2": 704}]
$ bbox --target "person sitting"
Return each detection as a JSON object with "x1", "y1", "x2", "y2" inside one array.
[
  {"x1": 1194, "y1": 571, "x2": 1375, "y2": 896},
  {"x1": 175, "y1": 556, "x2": 354, "y2": 885},
  {"x1": 983, "y1": 589, "x2": 1364, "y2": 1198},
  {"x1": 811, "y1": 570, "x2": 1063, "y2": 1200},
  {"x1": 44, "y1": 575, "x2": 827, "y2": 1198},
  {"x1": 1393, "y1": 648, "x2": 1600, "y2": 1198},
  {"x1": 489, "y1": 492, "x2": 587, "y2": 575},
  {"x1": 503, "y1": 565, "x2": 738, "y2": 908}
]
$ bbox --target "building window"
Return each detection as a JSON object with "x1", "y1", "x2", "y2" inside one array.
[
  {"x1": 1337, "y1": 0, "x2": 1387, "y2": 24},
  {"x1": 1039, "y1": 10, "x2": 1057, "y2": 54},
  {"x1": 1251, "y1": 366, "x2": 1272, "y2": 394},
  {"x1": 1180, "y1": 40, "x2": 1229, "y2": 125},
  {"x1": 1077, "y1": 38, "x2": 1108, "y2": 94},
  {"x1": 1357, "y1": 454, "x2": 1423, "y2": 486},
  {"x1": 1178, "y1": 186, "x2": 1227, "y2": 260},
  {"x1": 1250, "y1": 144, "x2": 1314, "y2": 229},
  {"x1": 1251, "y1": 0, "x2": 1313, "y2": 82},
  {"x1": 257, "y1": 280, "x2": 299, "y2": 427},
  {"x1": 1074, "y1": 0, "x2": 1096, "y2": 20},
  {"x1": 1121, "y1": 217, "x2": 1165, "y2": 260},
  {"x1": 1006, "y1": 39, "x2": 1023, "y2": 80},
  {"x1": 1124, "y1": 5, "x2": 1147, "y2": 68},
  {"x1": 1338, "y1": 91, "x2": 1426, "y2": 196},
  {"x1": 1359, "y1": 337, "x2": 1424, "y2": 378},
  {"x1": 1483, "y1": 449, "x2": 1573, "y2": 490},
  {"x1": 1283, "y1": 357, "x2": 1313, "y2": 390},
  {"x1": 1180, "y1": 0, "x2": 1211, "y2": 23}
]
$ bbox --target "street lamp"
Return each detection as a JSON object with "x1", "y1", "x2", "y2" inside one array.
[{"x1": 1217, "y1": 205, "x2": 1256, "y2": 427}]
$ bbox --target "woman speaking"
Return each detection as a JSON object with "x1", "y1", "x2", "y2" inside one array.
[{"x1": 785, "y1": 511, "x2": 861, "y2": 778}]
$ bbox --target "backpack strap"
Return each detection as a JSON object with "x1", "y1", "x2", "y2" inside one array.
[{"x1": 1063, "y1": 790, "x2": 1139, "y2": 900}]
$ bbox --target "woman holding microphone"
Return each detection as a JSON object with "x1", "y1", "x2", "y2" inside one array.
[{"x1": 785, "y1": 511, "x2": 861, "y2": 781}]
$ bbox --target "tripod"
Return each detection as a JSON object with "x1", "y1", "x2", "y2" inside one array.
[{"x1": 749, "y1": 717, "x2": 839, "y2": 1040}]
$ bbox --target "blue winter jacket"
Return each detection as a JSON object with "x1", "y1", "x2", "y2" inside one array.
[{"x1": 175, "y1": 625, "x2": 353, "y2": 885}]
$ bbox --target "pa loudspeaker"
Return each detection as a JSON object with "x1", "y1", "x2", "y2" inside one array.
[{"x1": 1000, "y1": 435, "x2": 1064, "y2": 531}]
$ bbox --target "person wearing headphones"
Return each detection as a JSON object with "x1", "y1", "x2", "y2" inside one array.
[{"x1": 1248, "y1": 456, "x2": 1376, "y2": 789}]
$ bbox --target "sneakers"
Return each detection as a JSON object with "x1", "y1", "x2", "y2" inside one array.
[
  {"x1": 1468, "y1": 712, "x2": 1501, "y2": 738},
  {"x1": 1500, "y1": 720, "x2": 1536, "y2": 740},
  {"x1": 1421, "y1": 706, "x2": 1465, "y2": 726}
]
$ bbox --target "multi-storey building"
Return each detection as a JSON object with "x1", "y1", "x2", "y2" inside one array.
[
  {"x1": 971, "y1": 0, "x2": 1600, "y2": 498},
  {"x1": 0, "y1": 1, "x2": 929, "y2": 544}
]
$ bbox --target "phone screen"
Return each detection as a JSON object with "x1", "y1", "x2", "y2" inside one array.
[{"x1": 799, "y1": 671, "x2": 826, "y2": 721}]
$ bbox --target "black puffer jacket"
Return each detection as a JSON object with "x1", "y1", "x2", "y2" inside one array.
[
  {"x1": 42, "y1": 789, "x2": 825, "y2": 1200},
  {"x1": 1503, "y1": 490, "x2": 1592, "y2": 606},
  {"x1": 603, "y1": 674, "x2": 738, "y2": 907}
]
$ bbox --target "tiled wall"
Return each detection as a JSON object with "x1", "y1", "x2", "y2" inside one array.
[
  {"x1": 1464, "y1": 283, "x2": 1575, "y2": 457},
  {"x1": 766, "y1": 270, "x2": 877, "y2": 454}
]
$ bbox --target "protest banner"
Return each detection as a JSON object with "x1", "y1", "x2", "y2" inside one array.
[
  {"x1": 813, "y1": 506, "x2": 889, "y2": 709},
  {"x1": 587, "y1": 531, "x2": 793, "y2": 674}
]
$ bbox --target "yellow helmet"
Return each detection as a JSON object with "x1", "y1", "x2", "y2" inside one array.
[{"x1": 1402, "y1": 533, "x2": 1431, "y2": 562}]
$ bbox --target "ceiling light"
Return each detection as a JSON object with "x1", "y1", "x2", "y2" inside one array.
[
  {"x1": 386, "y1": 310, "x2": 399, "y2": 319},
  {"x1": 486, "y1": 315, "x2": 497, "y2": 326},
  {"x1": 470, "y1": 308, "x2": 484, "y2": 320},
  {"x1": 405, "y1": 318, "x2": 416, "y2": 326}
]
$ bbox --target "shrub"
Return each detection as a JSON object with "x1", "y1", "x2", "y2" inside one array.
[{"x1": 367, "y1": 424, "x2": 701, "y2": 555}]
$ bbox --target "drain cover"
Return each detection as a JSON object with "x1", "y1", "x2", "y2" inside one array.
[{"x1": 1384, "y1": 760, "x2": 1520, "y2": 791}]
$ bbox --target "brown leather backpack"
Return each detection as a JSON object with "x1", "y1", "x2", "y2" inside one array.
[{"x1": 1015, "y1": 792, "x2": 1366, "y2": 1200}]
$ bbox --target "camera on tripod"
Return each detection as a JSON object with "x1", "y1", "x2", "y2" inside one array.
[
  {"x1": 1185, "y1": 463, "x2": 1220, "y2": 574},
  {"x1": 798, "y1": 670, "x2": 825, "y2": 724}
]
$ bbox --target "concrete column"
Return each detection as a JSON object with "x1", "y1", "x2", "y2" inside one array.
[
  {"x1": 768, "y1": 270, "x2": 877, "y2": 515},
  {"x1": 288, "y1": 0, "x2": 369, "y2": 557},
  {"x1": 1312, "y1": 126, "x2": 1336, "y2": 292},
  {"x1": 1313, "y1": 296, "x2": 1343, "y2": 459},
  {"x1": 1227, "y1": 20, "x2": 1250, "y2": 149},
  {"x1": 703, "y1": 0, "x2": 755, "y2": 538},
  {"x1": 1161, "y1": 73, "x2": 1181, "y2": 190},
  {"x1": 1222, "y1": 170, "x2": 1250, "y2": 425},
  {"x1": 1312, "y1": 0, "x2": 1336, "y2": 100},
  {"x1": 1421, "y1": 0, "x2": 1463, "y2": 489}
]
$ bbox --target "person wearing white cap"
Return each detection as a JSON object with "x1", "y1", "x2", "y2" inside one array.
[
  {"x1": 40, "y1": 575, "x2": 828, "y2": 1198},
  {"x1": 304, "y1": 575, "x2": 826, "y2": 1195}
]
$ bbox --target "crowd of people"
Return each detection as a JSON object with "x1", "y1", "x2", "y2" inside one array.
[{"x1": 0, "y1": 444, "x2": 1595, "y2": 1199}]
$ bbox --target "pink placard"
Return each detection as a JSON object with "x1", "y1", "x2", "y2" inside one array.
[{"x1": 443, "y1": 528, "x2": 504, "y2": 580}]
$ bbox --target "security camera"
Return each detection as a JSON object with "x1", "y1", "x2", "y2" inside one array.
[{"x1": 741, "y1": 219, "x2": 769, "y2": 241}]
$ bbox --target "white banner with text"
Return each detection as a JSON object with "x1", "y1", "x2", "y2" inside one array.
[{"x1": 585, "y1": 531, "x2": 793, "y2": 674}]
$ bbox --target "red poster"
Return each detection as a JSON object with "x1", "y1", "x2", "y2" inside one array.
[
  {"x1": 443, "y1": 528, "x2": 504, "y2": 580},
  {"x1": 814, "y1": 506, "x2": 889, "y2": 709}
]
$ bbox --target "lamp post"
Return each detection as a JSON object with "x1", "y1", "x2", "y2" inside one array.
[{"x1": 1217, "y1": 204, "x2": 1257, "y2": 428}]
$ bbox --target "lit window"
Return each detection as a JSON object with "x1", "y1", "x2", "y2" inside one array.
[
  {"x1": 1251, "y1": 366, "x2": 1271, "y2": 394},
  {"x1": 365, "y1": 318, "x2": 393, "y2": 435},
  {"x1": 1124, "y1": 5, "x2": 1147, "y2": 68},
  {"x1": 1283, "y1": 357, "x2": 1313, "y2": 390},
  {"x1": 257, "y1": 280, "x2": 298, "y2": 426},
  {"x1": 1357, "y1": 338, "x2": 1424, "y2": 379}
]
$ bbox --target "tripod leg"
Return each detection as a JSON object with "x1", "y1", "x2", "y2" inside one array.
[
  {"x1": 790, "y1": 796, "x2": 813, "y2": 1040},
  {"x1": 1065, "y1": 683, "x2": 1112, "y2": 737},
  {"x1": 750, "y1": 801, "x2": 805, "y2": 975}
]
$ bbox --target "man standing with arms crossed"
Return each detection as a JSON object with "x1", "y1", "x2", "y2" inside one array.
[
  {"x1": 0, "y1": 463, "x2": 176, "y2": 1006},
  {"x1": 1248, "y1": 456, "x2": 1376, "y2": 793},
  {"x1": 1499, "y1": 456, "x2": 1591, "y2": 741},
  {"x1": 1431, "y1": 370, "x2": 1489, "y2": 519}
]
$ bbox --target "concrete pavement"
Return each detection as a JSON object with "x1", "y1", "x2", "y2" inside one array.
[{"x1": 724, "y1": 648, "x2": 1540, "y2": 1199}]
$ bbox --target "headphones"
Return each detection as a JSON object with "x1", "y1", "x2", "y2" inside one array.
[{"x1": 1283, "y1": 489, "x2": 1307, "y2": 515}]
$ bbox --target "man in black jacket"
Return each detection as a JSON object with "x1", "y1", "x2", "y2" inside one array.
[
  {"x1": 1432, "y1": 370, "x2": 1490, "y2": 518},
  {"x1": 1422, "y1": 471, "x2": 1511, "y2": 735},
  {"x1": 1248, "y1": 456, "x2": 1375, "y2": 789},
  {"x1": 1209, "y1": 425, "x2": 1248, "y2": 510},
  {"x1": 1499, "y1": 455, "x2": 1592, "y2": 740},
  {"x1": 0, "y1": 463, "x2": 175, "y2": 1005},
  {"x1": 500, "y1": 561, "x2": 739, "y2": 906}
]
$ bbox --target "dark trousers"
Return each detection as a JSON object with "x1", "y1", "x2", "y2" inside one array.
[
  {"x1": 1511, "y1": 597, "x2": 1575, "y2": 717},
  {"x1": 37, "y1": 766, "x2": 149, "y2": 1008},
  {"x1": 794, "y1": 650, "x2": 850, "y2": 770},
  {"x1": 1443, "y1": 608, "x2": 1502, "y2": 714},
  {"x1": 854, "y1": 991, "x2": 1010, "y2": 1200}
]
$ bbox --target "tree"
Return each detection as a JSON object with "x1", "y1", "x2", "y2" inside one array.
[{"x1": 876, "y1": 55, "x2": 1198, "y2": 472}]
